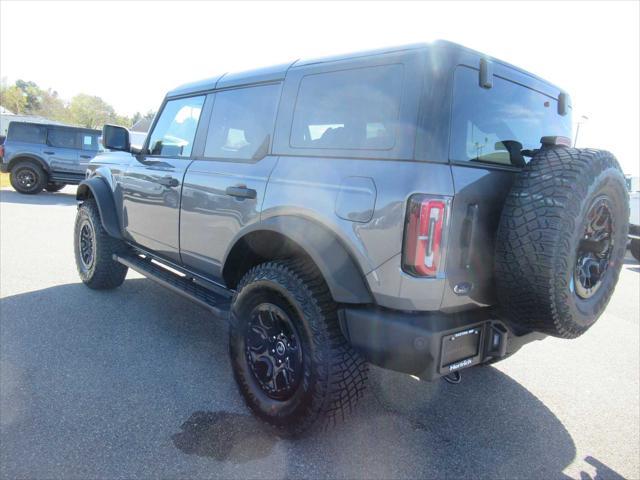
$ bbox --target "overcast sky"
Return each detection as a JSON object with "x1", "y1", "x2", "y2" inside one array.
[{"x1": 1, "y1": 0, "x2": 638, "y2": 175}]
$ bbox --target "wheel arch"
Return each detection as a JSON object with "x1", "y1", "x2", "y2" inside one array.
[
  {"x1": 8, "y1": 154, "x2": 50, "y2": 174},
  {"x1": 76, "y1": 177, "x2": 123, "y2": 239},
  {"x1": 222, "y1": 217, "x2": 373, "y2": 305}
]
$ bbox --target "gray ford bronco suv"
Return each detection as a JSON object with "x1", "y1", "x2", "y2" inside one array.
[
  {"x1": 0, "y1": 122, "x2": 102, "y2": 194},
  {"x1": 73, "y1": 41, "x2": 629, "y2": 434}
]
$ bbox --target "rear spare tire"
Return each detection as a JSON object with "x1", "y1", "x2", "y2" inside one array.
[{"x1": 495, "y1": 148, "x2": 629, "y2": 338}]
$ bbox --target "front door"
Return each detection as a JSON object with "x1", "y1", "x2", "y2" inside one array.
[
  {"x1": 121, "y1": 95, "x2": 206, "y2": 262},
  {"x1": 78, "y1": 131, "x2": 102, "y2": 173}
]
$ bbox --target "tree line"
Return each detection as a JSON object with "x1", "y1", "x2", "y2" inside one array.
[{"x1": 0, "y1": 78, "x2": 155, "y2": 129}]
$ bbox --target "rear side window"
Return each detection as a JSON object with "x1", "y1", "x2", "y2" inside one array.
[
  {"x1": 8, "y1": 123, "x2": 47, "y2": 144},
  {"x1": 450, "y1": 66, "x2": 572, "y2": 167},
  {"x1": 290, "y1": 64, "x2": 404, "y2": 150},
  {"x1": 147, "y1": 96, "x2": 205, "y2": 157},
  {"x1": 204, "y1": 83, "x2": 281, "y2": 161},
  {"x1": 47, "y1": 128, "x2": 77, "y2": 149}
]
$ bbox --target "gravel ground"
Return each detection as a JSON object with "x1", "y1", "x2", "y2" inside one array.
[{"x1": 1, "y1": 186, "x2": 638, "y2": 479}]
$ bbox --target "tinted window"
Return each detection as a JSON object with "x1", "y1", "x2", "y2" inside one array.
[
  {"x1": 47, "y1": 128, "x2": 77, "y2": 148},
  {"x1": 8, "y1": 123, "x2": 47, "y2": 144},
  {"x1": 290, "y1": 64, "x2": 403, "y2": 150},
  {"x1": 204, "y1": 84, "x2": 280, "y2": 160},
  {"x1": 147, "y1": 96, "x2": 205, "y2": 157},
  {"x1": 450, "y1": 66, "x2": 572, "y2": 166},
  {"x1": 81, "y1": 133, "x2": 101, "y2": 151}
]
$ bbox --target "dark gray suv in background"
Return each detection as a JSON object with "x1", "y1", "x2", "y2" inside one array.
[
  {"x1": 72, "y1": 41, "x2": 629, "y2": 435},
  {"x1": 0, "y1": 122, "x2": 102, "y2": 194}
]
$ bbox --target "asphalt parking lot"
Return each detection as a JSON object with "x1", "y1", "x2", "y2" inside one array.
[{"x1": 1, "y1": 186, "x2": 638, "y2": 480}]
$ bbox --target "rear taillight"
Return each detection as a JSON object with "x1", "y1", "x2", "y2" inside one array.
[{"x1": 402, "y1": 195, "x2": 448, "y2": 277}]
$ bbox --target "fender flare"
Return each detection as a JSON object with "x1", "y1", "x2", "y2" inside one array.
[
  {"x1": 76, "y1": 177, "x2": 123, "y2": 239},
  {"x1": 8, "y1": 154, "x2": 50, "y2": 173},
  {"x1": 223, "y1": 216, "x2": 373, "y2": 304}
]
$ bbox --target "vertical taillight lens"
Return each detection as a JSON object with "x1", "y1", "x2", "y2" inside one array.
[{"x1": 402, "y1": 195, "x2": 448, "y2": 277}]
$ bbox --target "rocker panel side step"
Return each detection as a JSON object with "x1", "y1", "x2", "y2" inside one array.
[{"x1": 113, "y1": 253, "x2": 232, "y2": 319}]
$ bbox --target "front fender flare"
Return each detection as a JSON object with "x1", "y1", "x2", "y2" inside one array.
[{"x1": 76, "y1": 177, "x2": 122, "y2": 239}]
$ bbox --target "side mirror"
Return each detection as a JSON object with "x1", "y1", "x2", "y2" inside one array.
[{"x1": 102, "y1": 124, "x2": 131, "y2": 152}]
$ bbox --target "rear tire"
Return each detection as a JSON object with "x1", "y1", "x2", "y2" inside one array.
[
  {"x1": 631, "y1": 239, "x2": 640, "y2": 262},
  {"x1": 10, "y1": 160, "x2": 47, "y2": 194},
  {"x1": 45, "y1": 182, "x2": 66, "y2": 193},
  {"x1": 74, "y1": 198, "x2": 128, "y2": 289},
  {"x1": 495, "y1": 148, "x2": 629, "y2": 338},
  {"x1": 229, "y1": 260, "x2": 368, "y2": 436}
]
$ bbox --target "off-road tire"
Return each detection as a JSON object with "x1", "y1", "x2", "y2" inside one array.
[
  {"x1": 631, "y1": 239, "x2": 640, "y2": 262},
  {"x1": 74, "y1": 199, "x2": 128, "y2": 289},
  {"x1": 495, "y1": 148, "x2": 629, "y2": 338},
  {"x1": 229, "y1": 260, "x2": 368, "y2": 436},
  {"x1": 45, "y1": 182, "x2": 66, "y2": 193},
  {"x1": 10, "y1": 160, "x2": 47, "y2": 194}
]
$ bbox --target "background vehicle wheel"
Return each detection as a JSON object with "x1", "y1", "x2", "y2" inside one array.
[
  {"x1": 74, "y1": 198, "x2": 128, "y2": 289},
  {"x1": 495, "y1": 148, "x2": 629, "y2": 338},
  {"x1": 229, "y1": 260, "x2": 368, "y2": 436},
  {"x1": 9, "y1": 161, "x2": 47, "y2": 194},
  {"x1": 631, "y1": 239, "x2": 640, "y2": 262},
  {"x1": 44, "y1": 182, "x2": 66, "y2": 193}
]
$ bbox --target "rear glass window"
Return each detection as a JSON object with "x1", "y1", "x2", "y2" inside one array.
[
  {"x1": 8, "y1": 123, "x2": 47, "y2": 144},
  {"x1": 290, "y1": 64, "x2": 403, "y2": 150},
  {"x1": 450, "y1": 66, "x2": 572, "y2": 167},
  {"x1": 204, "y1": 83, "x2": 281, "y2": 160},
  {"x1": 47, "y1": 128, "x2": 77, "y2": 148}
]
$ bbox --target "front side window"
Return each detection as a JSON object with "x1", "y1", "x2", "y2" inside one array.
[
  {"x1": 290, "y1": 64, "x2": 404, "y2": 150},
  {"x1": 204, "y1": 83, "x2": 281, "y2": 160},
  {"x1": 9, "y1": 123, "x2": 47, "y2": 144},
  {"x1": 81, "y1": 133, "x2": 101, "y2": 151},
  {"x1": 450, "y1": 66, "x2": 572, "y2": 166},
  {"x1": 47, "y1": 128, "x2": 77, "y2": 149},
  {"x1": 147, "y1": 96, "x2": 205, "y2": 157}
]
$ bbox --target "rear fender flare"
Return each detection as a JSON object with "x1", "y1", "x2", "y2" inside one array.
[
  {"x1": 8, "y1": 154, "x2": 50, "y2": 173},
  {"x1": 223, "y1": 216, "x2": 373, "y2": 304}
]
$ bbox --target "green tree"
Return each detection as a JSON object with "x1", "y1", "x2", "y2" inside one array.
[
  {"x1": 68, "y1": 94, "x2": 116, "y2": 128},
  {"x1": 0, "y1": 85, "x2": 27, "y2": 114},
  {"x1": 35, "y1": 89, "x2": 67, "y2": 122},
  {"x1": 15, "y1": 79, "x2": 42, "y2": 113}
]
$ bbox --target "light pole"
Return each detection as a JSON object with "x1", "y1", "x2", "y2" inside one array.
[{"x1": 574, "y1": 115, "x2": 589, "y2": 147}]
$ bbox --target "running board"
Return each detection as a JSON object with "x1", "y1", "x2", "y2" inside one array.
[{"x1": 113, "y1": 253, "x2": 232, "y2": 319}]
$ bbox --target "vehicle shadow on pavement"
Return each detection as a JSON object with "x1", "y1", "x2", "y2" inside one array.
[
  {"x1": 0, "y1": 189, "x2": 76, "y2": 206},
  {"x1": 0, "y1": 277, "x2": 620, "y2": 479}
]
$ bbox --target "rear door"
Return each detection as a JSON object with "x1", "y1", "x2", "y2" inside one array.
[
  {"x1": 45, "y1": 127, "x2": 80, "y2": 173},
  {"x1": 121, "y1": 95, "x2": 205, "y2": 262},
  {"x1": 443, "y1": 65, "x2": 572, "y2": 310},
  {"x1": 179, "y1": 83, "x2": 282, "y2": 279}
]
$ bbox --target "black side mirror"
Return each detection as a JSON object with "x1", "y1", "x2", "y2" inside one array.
[{"x1": 102, "y1": 124, "x2": 131, "y2": 152}]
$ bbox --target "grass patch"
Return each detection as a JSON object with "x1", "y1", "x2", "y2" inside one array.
[{"x1": 0, "y1": 172, "x2": 10, "y2": 189}]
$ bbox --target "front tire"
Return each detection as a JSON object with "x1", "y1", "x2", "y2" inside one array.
[
  {"x1": 229, "y1": 260, "x2": 368, "y2": 435},
  {"x1": 10, "y1": 161, "x2": 47, "y2": 194},
  {"x1": 74, "y1": 199, "x2": 128, "y2": 289}
]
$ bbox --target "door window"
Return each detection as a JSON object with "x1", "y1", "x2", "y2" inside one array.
[
  {"x1": 81, "y1": 133, "x2": 101, "y2": 151},
  {"x1": 450, "y1": 66, "x2": 572, "y2": 166},
  {"x1": 147, "y1": 96, "x2": 205, "y2": 157},
  {"x1": 47, "y1": 128, "x2": 78, "y2": 148},
  {"x1": 203, "y1": 83, "x2": 281, "y2": 161},
  {"x1": 290, "y1": 64, "x2": 404, "y2": 150}
]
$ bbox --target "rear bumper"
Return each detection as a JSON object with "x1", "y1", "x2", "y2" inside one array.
[{"x1": 338, "y1": 306, "x2": 545, "y2": 380}]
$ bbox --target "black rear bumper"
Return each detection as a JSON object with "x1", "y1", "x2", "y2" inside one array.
[{"x1": 338, "y1": 306, "x2": 544, "y2": 380}]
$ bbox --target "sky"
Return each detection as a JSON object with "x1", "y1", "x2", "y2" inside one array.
[{"x1": 1, "y1": 0, "x2": 638, "y2": 175}]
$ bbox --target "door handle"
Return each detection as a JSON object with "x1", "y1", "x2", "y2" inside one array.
[
  {"x1": 44, "y1": 151, "x2": 55, "y2": 155},
  {"x1": 80, "y1": 154, "x2": 92, "y2": 159},
  {"x1": 157, "y1": 176, "x2": 179, "y2": 188},
  {"x1": 225, "y1": 185, "x2": 257, "y2": 199}
]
